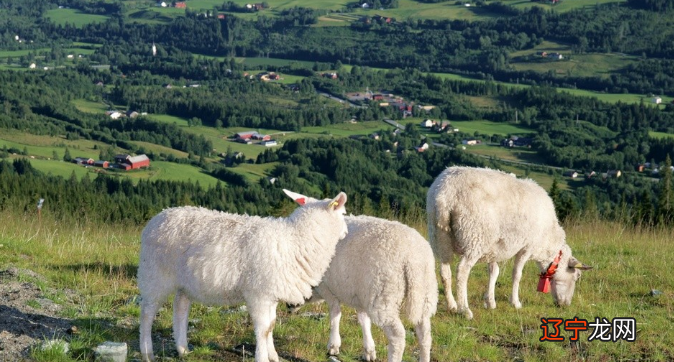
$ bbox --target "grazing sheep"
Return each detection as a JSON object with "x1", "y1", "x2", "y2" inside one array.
[
  {"x1": 285, "y1": 190, "x2": 438, "y2": 362},
  {"x1": 427, "y1": 166, "x2": 591, "y2": 319},
  {"x1": 138, "y1": 191, "x2": 348, "y2": 362}
]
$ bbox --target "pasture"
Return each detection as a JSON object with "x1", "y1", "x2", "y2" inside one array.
[
  {"x1": 0, "y1": 203, "x2": 671, "y2": 361},
  {"x1": 44, "y1": 8, "x2": 110, "y2": 27},
  {"x1": 442, "y1": 120, "x2": 534, "y2": 136}
]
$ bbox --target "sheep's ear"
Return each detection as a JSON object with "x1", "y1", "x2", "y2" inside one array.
[
  {"x1": 282, "y1": 189, "x2": 307, "y2": 206},
  {"x1": 328, "y1": 192, "x2": 347, "y2": 211},
  {"x1": 568, "y1": 256, "x2": 593, "y2": 270}
]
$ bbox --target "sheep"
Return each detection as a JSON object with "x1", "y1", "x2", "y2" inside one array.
[
  {"x1": 426, "y1": 166, "x2": 592, "y2": 319},
  {"x1": 285, "y1": 190, "x2": 438, "y2": 362},
  {"x1": 137, "y1": 190, "x2": 348, "y2": 362}
]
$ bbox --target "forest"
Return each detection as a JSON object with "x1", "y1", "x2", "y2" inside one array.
[{"x1": 1, "y1": 0, "x2": 674, "y2": 229}]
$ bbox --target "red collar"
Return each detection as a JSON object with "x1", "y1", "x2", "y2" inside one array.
[{"x1": 537, "y1": 250, "x2": 562, "y2": 293}]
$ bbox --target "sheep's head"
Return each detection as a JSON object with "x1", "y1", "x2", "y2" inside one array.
[
  {"x1": 550, "y1": 255, "x2": 592, "y2": 306},
  {"x1": 283, "y1": 189, "x2": 348, "y2": 239}
]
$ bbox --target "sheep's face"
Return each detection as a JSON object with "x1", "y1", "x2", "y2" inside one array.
[
  {"x1": 551, "y1": 257, "x2": 592, "y2": 306},
  {"x1": 283, "y1": 189, "x2": 349, "y2": 239}
]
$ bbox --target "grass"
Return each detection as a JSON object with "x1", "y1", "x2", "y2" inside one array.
[
  {"x1": 649, "y1": 131, "x2": 674, "y2": 139},
  {"x1": 0, "y1": 207, "x2": 671, "y2": 361},
  {"x1": 44, "y1": 8, "x2": 110, "y2": 27},
  {"x1": 71, "y1": 99, "x2": 108, "y2": 114},
  {"x1": 124, "y1": 161, "x2": 221, "y2": 188},
  {"x1": 445, "y1": 120, "x2": 534, "y2": 136}
]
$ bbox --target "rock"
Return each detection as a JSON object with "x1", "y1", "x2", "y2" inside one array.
[
  {"x1": 40, "y1": 339, "x2": 69, "y2": 354},
  {"x1": 94, "y1": 341, "x2": 127, "y2": 362}
]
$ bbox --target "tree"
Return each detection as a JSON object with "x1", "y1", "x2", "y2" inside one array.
[
  {"x1": 63, "y1": 148, "x2": 72, "y2": 162},
  {"x1": 657, "y1": 154, "x2": 673, "y2": 225}
]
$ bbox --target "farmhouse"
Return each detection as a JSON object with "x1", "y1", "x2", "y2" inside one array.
[
  {"x1": 114, "y1": 154, "x2": 150, "y2": 170},
  {"x1": 421, "y1": 119, "x2": 435, "y2": 128},
  {"x1": 107, "y1": 111, "x2": 122, "y2": 119},
  {"x1": 563, "y1": 170, "x2": 579, "y2": 178},
  {"x1": 234, "y1": 131, "x2": 257, "y2": 140},
  {"x1": 73, "y1": 157, "x2": 94, "y2": 165},
  {"x1": 173, "y1": 1, "x2": 186, "y2": 8},
  {"x1": 94, "y1": 160, "x2": 109, "y2": 168},
  {"x1": 653, "y1": 96, "x2": 662, "y2": 104},
  {"x1": 261, "y1": 140, "x2": 278, "y2": 147}
]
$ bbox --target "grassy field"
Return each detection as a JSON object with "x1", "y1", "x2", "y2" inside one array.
[
  {"x1": 0, "y1": 206, "x2": 671, "y2": 361},
  {"x1": 72, "y1": 99, "x2": 109, "y2": 114},
  {"x1": 443, "y1": 120, "x2": 534, "y2": 136},
  {"x1": 649, "y1": 131, "x2": 674, "y2": 139},
  {"x1": 44, "y1": 8, "x2": 110, "y2": 27}
]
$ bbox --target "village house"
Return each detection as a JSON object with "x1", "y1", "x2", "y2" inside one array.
[
  {"x1": 652, "y1": 96, "x2": 662, "y2": 104},
  {"x1": 421, "y1": 119, "x2": 435, "y2": 128},
  {"x1": 261, "y1": 140, "x2": 278, "y2": 147},
  {"x1": 114, "y1": 154, "x2": 150, "y2": 170},
  {"x1": 73, "y1": 157, "x2": 94, "y2": 165},
  {"x1": 173, "y1": 1, "x2": 186, "y2": 8},
  {"x1": 563, "y1": 170, "x2": 579, "y2": 178},
  {"x1": 415, "y1": 143, "x2": 429, "y2": 152},
  {"x1": 234, "y1": 131, "x2": 257, "y2": 140},
  {"x1": 94, "y1": 160, "x2": 109, "y2": 168},
  {"x1": 106, "y1": 111, "x2": 122, "y2": 119}
]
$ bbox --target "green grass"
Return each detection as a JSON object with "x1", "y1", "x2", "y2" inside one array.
[
  {"x1": 45, "y1": 8, "x2": 110, "y2": 27},
  {"x1": 235, "y1": 57, "x2": 315, "y2": 68},
  {"x1": 302, "y1": 120, "x2": 391, "y2": 137},
  {"x1": 0, "y1": 132, "x2": 104, "y2": 160},
  {"x1": 0, "y1": 208, "x2": 671, "y2": 361},
  {"x1": 649, "y1": 131, "x2": 674, "y2": 139},
  {"x1": 444, "y1": 120, "x2": 534, "y2": 136},
  {"x1": 126, "y1": 160, "x2": 221, "y2": 187},
  {"x1": 72, "y1": 99, "x2": 108, "y2": 114}
]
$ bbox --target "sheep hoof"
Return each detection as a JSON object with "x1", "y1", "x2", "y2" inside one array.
[
  {"x1": 483, "y1": 300, "x2": 496, "y2": 309},
  {"x1": 328, "y1": 345, "x2": 340, "y2": 356},
  {"x1": 363, "y1": 349, "x2": 377, "y2": 361},
  {"x1": 140, "y1": 353, "x2": 155, "y2": 362},
  {"x1": 447, "y1": 301, "x2": 458, "y2": 312},
  {"x1": 459, "y1": 307, "x2": 474, "y2": 320},
  {"x1": 511, "y1": 299, "x2": 522, "y2": 309}
]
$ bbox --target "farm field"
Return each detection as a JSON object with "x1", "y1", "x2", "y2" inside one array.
[
  {"x1": 44, "y1": 8, "x2": 110, "y2": 27},
  {"x1": 72, "y1": 99, "x2": 109, "y2": 114},
  {"x1": 0, "y1": 132, "x2": 105, "y2": 160},
  {"x1": 301, "y1": 120, "x2": 390, "y2": 137},
  {"x1": 123, "y1": 160, "x2": 221, "y2": 187},
  {"x1": 649, "y1": 131, "x2": 674, "y2": 139},
  {"x1": 443, "y1": 120, "x2": 534, "y2": 136}
]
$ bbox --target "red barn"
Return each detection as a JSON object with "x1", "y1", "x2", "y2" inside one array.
[
  {"x1": 174, "y1": 1, "x2": 186, "y2": 8},
  {"x1": 114, "y1": 154, "x2": 150, "y2": 170}
]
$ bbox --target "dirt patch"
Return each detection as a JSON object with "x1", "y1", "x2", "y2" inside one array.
[{"x1": 0, "y1": 267, "x2": 75, "y2": 361}]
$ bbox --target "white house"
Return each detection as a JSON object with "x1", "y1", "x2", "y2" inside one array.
[
  {"x1": 108, "y1": 111, "x2": 122, "y2": 119},
  {"x1": 361, "y1": 2, "x2": 370, "y2": 8},
  {"x1": 653, "y1": 96, "x2": 662, "y2": 104},
  {"x1": 29, "y1": 63, "x2": 36, "y2": 69},
  {"x1": 420, "y1": 119, "x2": 434, "y2": 128},
  {"x1": 157, "y1": 1, "x2": 168, "y2": 7},
  {"x1": 262, "y1": 140, "x2": 278, "y2": 147}
]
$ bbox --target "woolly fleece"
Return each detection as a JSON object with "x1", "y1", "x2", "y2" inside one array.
[
  {"x1": 315, "y1": 215, "x2": 438, "y2": 362},
  {"x1": 137, "y1": 192, "x2": 348, "y2": 362},
  {"x1": 427, "y1": 166, "x2": 589, "y2": 319}
]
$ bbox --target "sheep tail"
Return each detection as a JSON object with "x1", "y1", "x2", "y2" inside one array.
[{"x1": 402, "y1": 261, "x2": 437, "y2": 325}]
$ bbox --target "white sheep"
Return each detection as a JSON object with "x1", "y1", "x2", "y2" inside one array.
[
  {"x1": 137, "y1": 191, "x2": 348, "y2": 362},
  {"x1": 426, "y1": 166, "x2": 591, "y2": 319},
  {"x1": 285, "y1": 190, "x2": 438, "y2": 362}
]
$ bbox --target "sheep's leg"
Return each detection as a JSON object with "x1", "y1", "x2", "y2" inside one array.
[
  {"x1": 140, "y1": 298, "x2": 161, "y2": 362},
  {"x1": 357, "y1": 311, "x2": 376, "y2": 361},
  {"x1": 415, "y1": 316, "x2": 432, "y2": 362},
  {"x1": 173, "y1": 291, "x2": 191, "y2": 357},
  {"x1": 325, "y1": 301, "x2": 342, "y2": 355},
  {"x1": 439, "y1": 262, "x2": 458, "y2": 313},
  {"x1": 510, "y1": 252, "x2": 529, "y2": 309},
  {"x1": 456, "y1": 257, "x2": 476, "y2": 319},
  {"x1": 266, "y1": 303, "x2": 279, "y2": 362},
  {"x1": 249, "y1": 300, "x2": 277, "y2": 362},
  {"x1": 382, "y1": 317, "x2": 405, "y2": 362},
  {"x1": 483, "y1": 262, "x2": 499, "y2": 310}
]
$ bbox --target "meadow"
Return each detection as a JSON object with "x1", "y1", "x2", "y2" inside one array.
[
  {"x1": 0, "y1": 204, "x2": 671, "y2": 361},
  {"x1": 44, "y1": 8, "x2": 110, "y2": 27}
]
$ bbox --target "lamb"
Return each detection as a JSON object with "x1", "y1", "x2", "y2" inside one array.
[
  {"x1": 137, "y1": 190, "x2": 348, "y2": 362},
  {"x1": 426, "y1": 166, "x2": 591, "y2": 320},
  {"x1": 285, "y1": 190, "x2": 438, "y2": 362}
]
